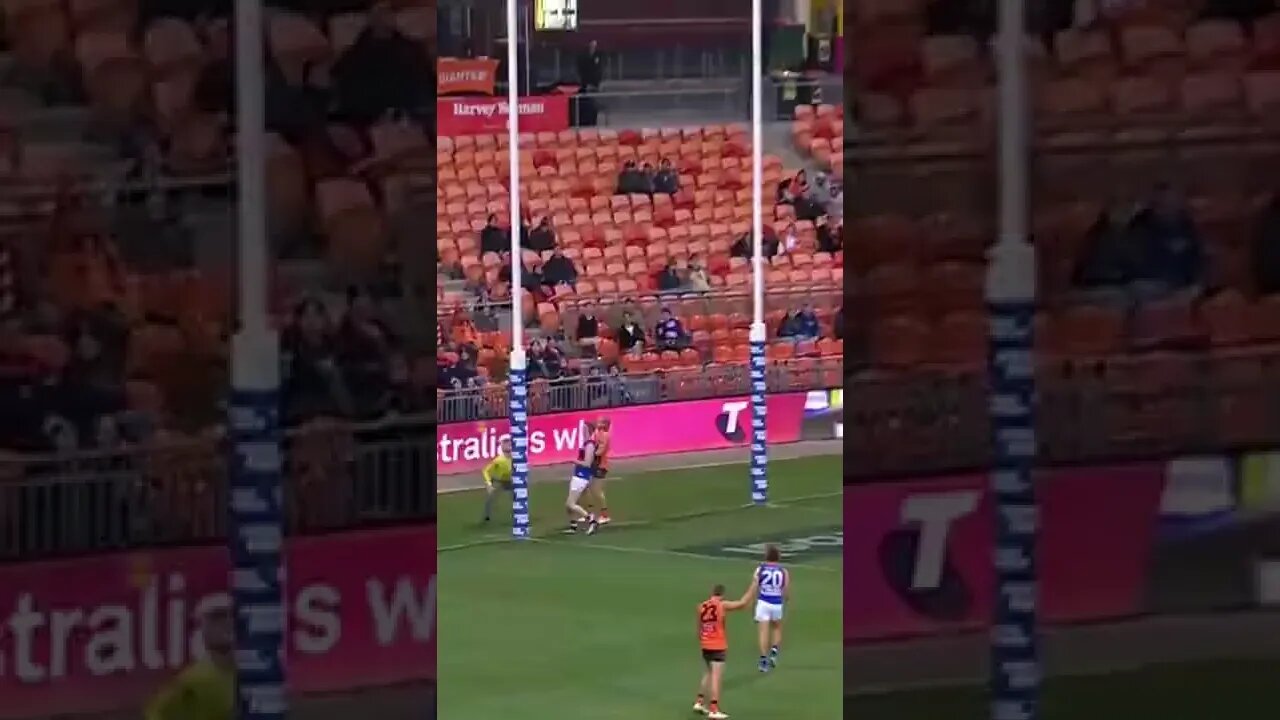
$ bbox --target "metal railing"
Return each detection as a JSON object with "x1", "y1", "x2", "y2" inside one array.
[
  {"x1": 0, "y1": 417, "x2": 435, "y2": 562},
  {"x1": 439, "y1": 356, "x2": 844, "y2": 423}
]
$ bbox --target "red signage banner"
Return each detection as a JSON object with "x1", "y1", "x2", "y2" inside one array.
[
  {"x1": 0, "y1": 526, "x2": 435, "y2": 718},
  {"x1": 438, "y1": 393, "x2": 810, "y2": 475},
  {"x1": 843, "y1": 465, "x2": 1165, "y2": 642},
  {"x1": 437, "y1": 95, "x2": 571, "y2": 136},
  {"x1": 438, "y1": 57, "x2": 500, "y2": 96}
]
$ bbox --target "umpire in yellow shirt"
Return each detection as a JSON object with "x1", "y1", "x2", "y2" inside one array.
[{"x1": 483, "y1": 437, "x2": 515, "y2": 523}]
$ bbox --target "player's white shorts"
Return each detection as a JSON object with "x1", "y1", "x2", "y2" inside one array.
[
  {"x1": 569, "y1": 475, "x2": 592, "y2": 494},
  {"x1": 754, "y1": 600, "x2": 783, "y2": 623}
]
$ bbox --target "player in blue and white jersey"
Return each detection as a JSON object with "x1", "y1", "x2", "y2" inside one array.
[
  {"x1": 564, "y1": 424, "x2": 601, "y2": 535},
  {"x1": 741, "y1": 544, "x2": 789, "y2": 672}
]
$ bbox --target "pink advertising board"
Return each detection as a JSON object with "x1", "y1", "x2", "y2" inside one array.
[
  {"x1": 844, "y1": 465, "x2": 1165, "y2": 642},
  {"x1": 437, "y1": 393, "x2": 809, "y2": 475},
  {"x1": 0, "y1": 526, "x2": 435, "y2": 719}
]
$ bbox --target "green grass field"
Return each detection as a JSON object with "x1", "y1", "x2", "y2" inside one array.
[
  {"x1": 845, "y1": 659, "x2": 1280, "y2": 719},
  {"x1": 437, "y1": 455, "x2": 843, "y2": 720}
]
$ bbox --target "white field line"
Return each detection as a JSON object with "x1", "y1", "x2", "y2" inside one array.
[
  {"x1": 437, "y1": 448, "x2": 843, "y2": 495},
  {"x1": 527, "y1": 536, "x2": 840, "y2": 573},
  {"x1": 438, "y1": 491, "x2": 842, "y2": 553}
]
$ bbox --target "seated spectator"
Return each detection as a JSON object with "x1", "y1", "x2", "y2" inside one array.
[
  {"x1": 777, "y1": 170, "x2": 810, "y2": 205},
  {"x1": 528, "y1": 338, "x2": 566, "y2": 380},
  {"x1": 575, "y1": 308, "x2": 601, "y2": 355},
  {"x1": 617, "y1": 160, "x2": 649, "y2": 195},
  {"x1": 336, "y1": 287, "x2": 398, "y2": 420},
  {"x1": 480, "y1": 214, "x2": 507, "y2": 254},
  {"x1": 441, "y1": 346, "x2": 480, "y2": 390},
  {"x1": 332, "y1": 1, "x2": 431, "y2": 127},
  {"x1": 797, "y1": 173, "x2": 830, "y2": 221},
  {"x1": 653, "y1": 158, "x2": 680, "y2": 195},
  {"x1": 1072, "y1": 201, "x2": 1143, "y2": 296},
  {"x1": 616, "y1": 311, "x2": 646, "y2": 353},
  {"x1": 542, "y1": 248, "x2": 578, "y2": 288},
  {"x1": 526, "y1": 217, "x2": 557, "y2": 252},
  {"x1": 731, "y1": 229, "x2": 781, "y2": 259},
  {"x1": 655, "y1": 261, "x2": 682, "y2": 292},
  {"x1": 773, "y1": 303, "x2": 814, "y2": 343},
  {"x1": 1254, "y1": 194, "x2": 1280, "y2": 295},
  {"x1": 817, "y1": 216, "x2": 842, "y2": 253},
  {"x1": 687, "y1": 256, "x2": 711, "y2": 292},
  {"x1": 789, "y1": 303, "x2": 822, "y2": 340},
  {"x1": 59, "y1": 320, "x2": 126, "y2": 441},
  {"x1": 638, "y1": 162, "x2": 657, "y2": 194},
  {"x1": 283, "y1": 298, "x2": 350, "y2": 424},
  {"x1": 450, "y1": 308, "x2": 480, "y2": 351},
  {"x1": 1074, "y1": 187, "x2": 1205, "y2": 306},
  {"x1": 654, "y1": 308, "x2": 689, "y2": 351},
  {"x1": 1129, "y1": 184, "x2": 1204, "y2": 299}
]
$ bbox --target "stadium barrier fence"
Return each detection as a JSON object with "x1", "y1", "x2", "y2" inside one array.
[
  {"x1": 0, "y1": 417, "x2": 435, "y2": 562},
  {"x1": 438, "y1": 356, "x2": 844, "y2": 422}
]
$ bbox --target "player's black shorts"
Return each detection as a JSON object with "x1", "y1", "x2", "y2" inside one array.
[
  {"x1": 593, "y1": 467, "x2": 609, "y2": 479},
  {"x1": 701, "y1": 648, "x2": 726, "y2": 664}
]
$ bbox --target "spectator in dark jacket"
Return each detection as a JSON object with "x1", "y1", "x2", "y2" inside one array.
[
  {"x1": 653, "y1": 158, "x2": 679, "y2": 194},
  {"x1": 616, "y1": 311, "x2": 645, "y2": 353},
  {"x1": 656, "y1": 261, "x2": 682, "y2": 292},
  {"x1": 576, "y1": 39, "x2": 604, "y2": 91},
  {"x1": 526, "y1": 217, "x2": 557, "y2": 252},
  {"x1": 332, "y1": 1, "x2": 430, "y2": 126},
  {"x1": 1129, "y1": 184, "x2": 1205, "y2": 297},
  {"x1": 336, "y1": 287, "x2": 396, "y2": 419},
  {"x1": 617, "y1": 160, "x2": 649, "y2": 195},
  {"x1": 575, "y1": 309, "x2": 601, "y2": 355},
  {"x1": 542, "y1": 248, "x2": 578, "y2": 288},
  {"x1": 480, "y1": 215, "x2": 507, "y2": 254}
]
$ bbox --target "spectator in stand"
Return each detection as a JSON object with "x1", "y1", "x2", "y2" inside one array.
[
  {"x1": 575, "y1": 308, "x2": 601, "y2": 356},
  {"x1": 656, "y1": 260, "x2": 682, "y2": 292},
  {"x1": 687, "y1": 256, "x2": 711, "y2": 292},
  {"x1": 817, "y1": 216, "x2": 842, "y2": 253},
  {"x1": 528, "y1": 338, "x2": 566, "y2": 380},
  {"x1": 336, "y1": 287, "x2": 397, "y2": 419},
  {"x1": 522, "y1": 259, "x2": 550, "y2": 301},
  {"x1": 655, "y1": 308, "x2": 689, "y2": 351},
  {"x1": 1253, "y1": 194, "x2": 1280, "y2": 295},
  {"x1": 527, "y1": 217, "x2": 557, "y2": 252},
  {"x1": 332, "y1": 1, "x2": 431, "y2": 127},
  {"x1": 1072, "y1": 201, "x2": 1143, "y2": 302},
  {"x1": 732, "y1": 227, "x2": 780, "y2": 259},
  {"x1": 577, "y1": 39, "x2": 605, "y2": 92},
  {"x1": 480, "y1": 214, "x2": 507, "y2": 254},
  {"x1": 542, "y1": 248, "x2": 578, "y2": 289},
  {"x1": 283, "y1": 298, "x2": 350, "y2": 424},
  {"x1": 266, "y1": 57, "x2": 333, "y2": 148},
  {"x1": 449, "y1": 307, "x2": 480, "y2": 352},
  {"x1": 1129, "y1": 184, "x2": 1205, "y2": 300},
  {"x1": 778, "y1": 305, "x2": 821, "y2": 343},
  {"x1": 638, "y1": 163, "x2": 657, "y2": 195},
  {"x1": 654, "y1": 158, "x2": 680, "y2": 195},
  {"x1": 781, "y1": 223, "x2": 800, "y2": 254},
  {"x1": 617, "y1": 160, "x2": 649, "y2": 195},
  {"x1": 59, "y1": 320, "x2": 127, "y2": 443},
  {"x1": 616, "y1": 311, "x2": 646, "y2": 354}
]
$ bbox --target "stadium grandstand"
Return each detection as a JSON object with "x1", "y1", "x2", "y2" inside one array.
[
  {"x1": 0, "y1": 0, "x2": 438, "y2": 556},
  {"x1": 0, "y1": 2, "x2": 437, "y2": 718},
  {"x1": 436, "y1": 1, "x2": 846, "y2": 424},
  {"x1": 845, "y1": 0, "x2": 1280, "y2": 479}
]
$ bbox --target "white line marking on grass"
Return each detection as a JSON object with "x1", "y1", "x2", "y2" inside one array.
[
  {"x1": 438, "y1": 449, "x2": 842, "y2": 494},
  {"x1": 438, "y1": 491, "x2": 843, "y2": 553},
  {"x1": 529, "y1": 537, "x2": 840, "y2": 573}
]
